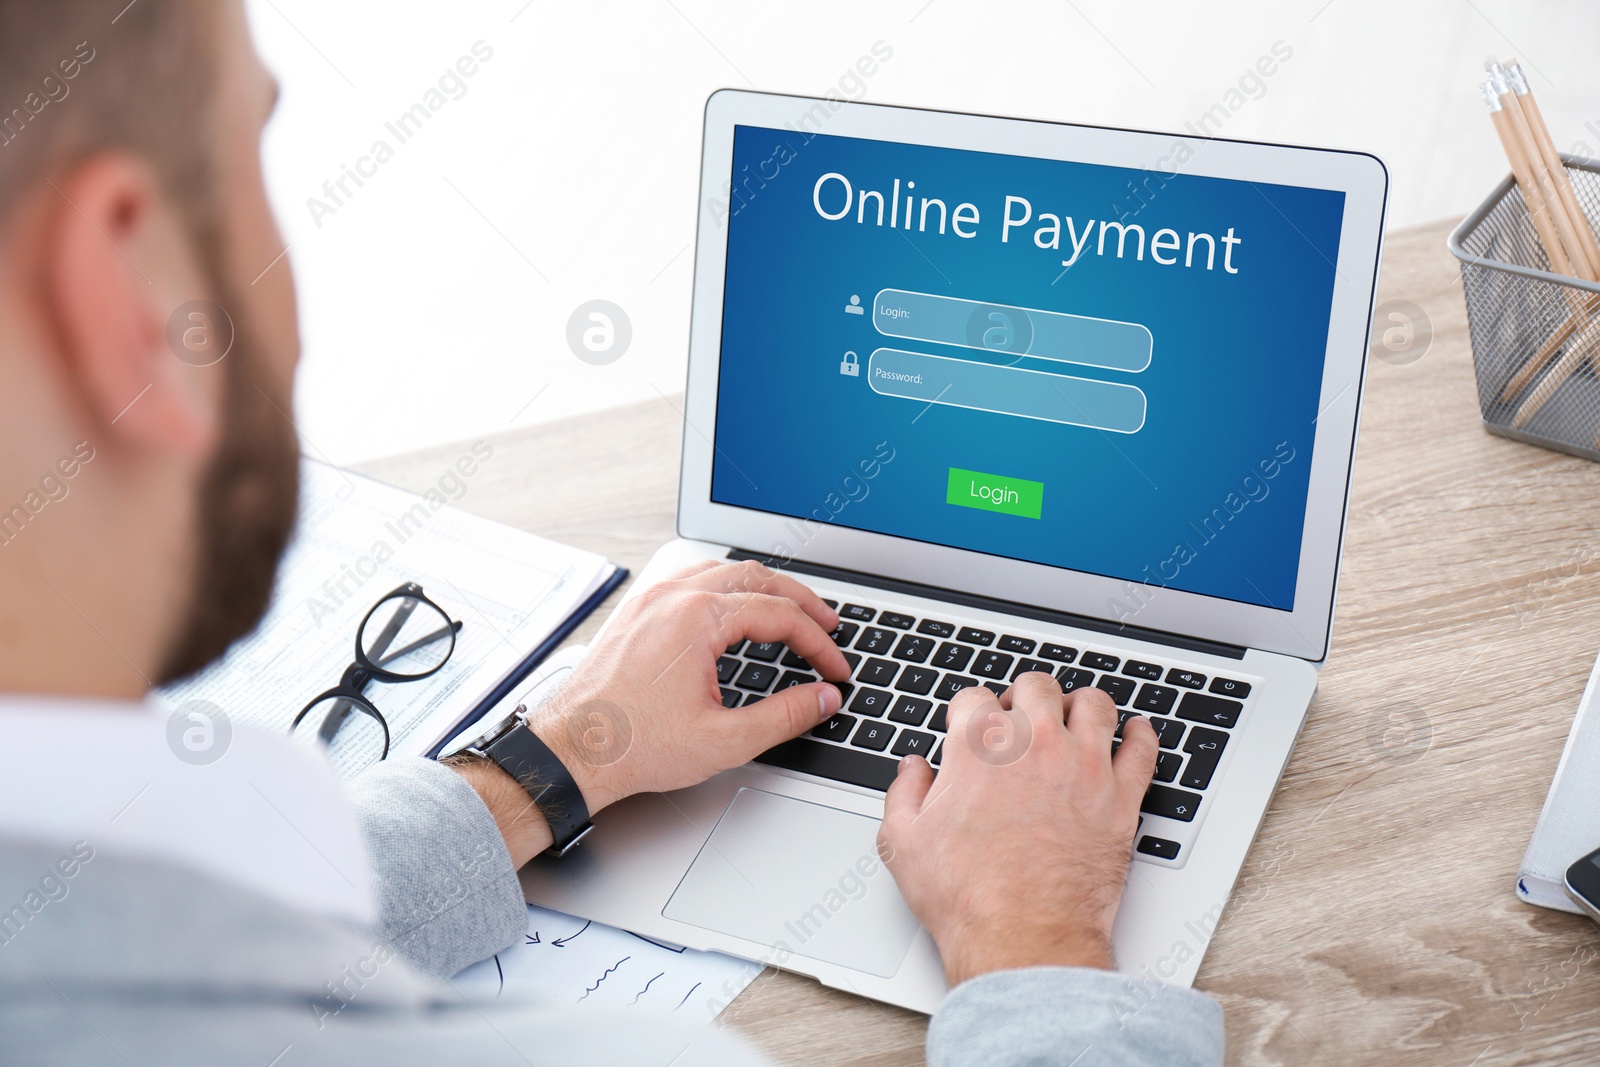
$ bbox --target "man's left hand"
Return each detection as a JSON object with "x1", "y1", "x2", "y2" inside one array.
[{"x1": 456, "y1": 560, "x2": 850, "y2": 864}]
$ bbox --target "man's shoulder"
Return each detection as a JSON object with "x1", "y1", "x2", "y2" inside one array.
[
  {"x1": 0, "y1": 836, "x2": 432, "y2": 1002},
  {"x1": 0, "y1": 838, "x2": 767, "y2": 1067},
  {"x1": 0, "y1": 695, "x2": 378, "y2": 924}
]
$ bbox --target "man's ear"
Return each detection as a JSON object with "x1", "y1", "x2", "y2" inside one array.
[{"x1": 42, "y1": 154, "x2": 221, "y2": 457}]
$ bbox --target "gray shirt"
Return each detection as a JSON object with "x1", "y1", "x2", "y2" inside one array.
[{"x1": 0, "y1": 716, "x2": 1224, "y2": 1065}]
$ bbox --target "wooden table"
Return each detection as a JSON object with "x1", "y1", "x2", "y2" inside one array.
[{"x1": 357, "y1": 218, "x2": 1600, "y2": 1066}]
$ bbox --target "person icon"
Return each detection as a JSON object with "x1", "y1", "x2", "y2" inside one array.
[{"x1": 844, "y1": 294, "x2": 864, "y2": 315}]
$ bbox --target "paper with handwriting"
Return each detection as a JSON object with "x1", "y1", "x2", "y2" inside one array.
[{"x1": 450, "y1": 903, "x2": 762, "y2": 1025}]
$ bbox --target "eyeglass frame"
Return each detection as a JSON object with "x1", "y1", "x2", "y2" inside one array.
[{"x1": 289, "y1": 581, "x2": 463, "y2": 761}]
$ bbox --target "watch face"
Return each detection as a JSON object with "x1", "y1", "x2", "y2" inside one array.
[{"x1": 455, "y1": 707, "x2": 524, "y2": 755}]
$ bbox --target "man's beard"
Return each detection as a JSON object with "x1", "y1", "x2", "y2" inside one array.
[{"x1": 154, "y1": 276, "x2": 300, "y2": 686}]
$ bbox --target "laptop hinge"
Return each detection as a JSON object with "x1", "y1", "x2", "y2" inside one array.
[{"x1": 727, "y1": 549, "x2": 1248, "y2": 661}]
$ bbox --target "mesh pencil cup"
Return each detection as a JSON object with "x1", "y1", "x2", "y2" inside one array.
[{"x1": 1449, "y1": 155, "x2": 1600, "y2": 461}]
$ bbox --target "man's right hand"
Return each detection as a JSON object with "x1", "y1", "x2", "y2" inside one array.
[{"x1": 877, "y1": 673, "x2": 1159, "y2": 986}]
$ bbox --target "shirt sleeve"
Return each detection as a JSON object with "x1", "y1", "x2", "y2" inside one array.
[
  {"x1": 927, "y1": 966, "x2": 1224, "y2": 1067},
  {"x1": 346, "y1": 757, "x2": 528, "y2": 979}
]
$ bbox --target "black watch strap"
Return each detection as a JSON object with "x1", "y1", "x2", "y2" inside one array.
[{"x1": 480, "y1": 715, "x2": 593, "y2": 856}]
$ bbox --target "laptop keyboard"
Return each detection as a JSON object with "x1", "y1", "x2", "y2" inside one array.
[{"x1": 725, "y1": 598, "x2": 1257, "y2": 869}]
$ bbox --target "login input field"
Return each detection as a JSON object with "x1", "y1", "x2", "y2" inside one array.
[
  {"x1": 866, "y1": 348, "x2": 1147, "y2": 433},
  {"x1": 872, "y1": 289, "x2": 1152, "y2": 373}
]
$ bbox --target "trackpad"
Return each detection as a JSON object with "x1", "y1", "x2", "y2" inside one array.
[{"x1": 664, "y1": 788, "x2": 921, "y2": 978}]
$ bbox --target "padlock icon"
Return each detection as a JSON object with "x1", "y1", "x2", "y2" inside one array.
[{"x1": 839, "y1": 350, "x2": 859, "y2": 377}]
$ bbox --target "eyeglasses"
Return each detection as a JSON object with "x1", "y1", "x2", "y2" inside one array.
[{"x1": 290, "y1": 582, "x2": 462, "y2": 762}]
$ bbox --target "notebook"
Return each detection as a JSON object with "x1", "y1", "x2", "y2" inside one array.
[
  {"x1": 157, "y1": 458, "x2": 625, "y2": 779},
  {"x1": 1517, "y1": 647, "x2": 1600, "y2": 914}
]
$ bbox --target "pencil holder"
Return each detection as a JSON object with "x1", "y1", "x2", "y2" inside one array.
[{"x1": 1449, "y1": 154, "x2": 1600, "y2": 461}]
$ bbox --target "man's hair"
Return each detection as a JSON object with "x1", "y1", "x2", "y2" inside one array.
[{"x1": 0, "y1": 0, "x2": 219, "y2": 245}]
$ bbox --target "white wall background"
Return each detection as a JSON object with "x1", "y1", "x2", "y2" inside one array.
[{"x1": 243, "y1": 0, "x2": 1600, "y2": 467}]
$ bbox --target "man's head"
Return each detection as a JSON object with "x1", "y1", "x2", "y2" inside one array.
[{"x1": 0, "y1": 0, "x2": 301, "y2": 695}]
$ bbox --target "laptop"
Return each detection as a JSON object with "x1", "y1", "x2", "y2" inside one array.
[{"x1": 521, "y1": 90, "x2": 1387, "y2": 1014}]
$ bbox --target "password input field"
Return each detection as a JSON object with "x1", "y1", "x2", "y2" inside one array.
[
  {"x1": 873, "y1": 289, "x2": 1152, "y2": 373},
  {"x1": 866, "y1": 348, "x2": 1147, "y2": 433}
]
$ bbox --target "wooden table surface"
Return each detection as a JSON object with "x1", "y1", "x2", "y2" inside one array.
[{"x1": 357, "y1": 218, "x2": 1600, "y2": 1066}]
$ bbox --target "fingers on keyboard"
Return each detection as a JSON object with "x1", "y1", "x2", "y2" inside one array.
[{"x1": 727, "y1": 607, "x2": 1248, "y2": 860}]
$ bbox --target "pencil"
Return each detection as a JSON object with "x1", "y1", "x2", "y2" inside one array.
[
  {"x1": 1511, "y1": 309, "x2": 1600, "y2": 429},
  {"x1": 1505, "y1": 61, "x2": 1600, "y2": 275},
  {"x1": 1488, "y1": 62, "x2": 1594, "y2": 281},
  {"x1": 1485, "y1": 80, "x2": 1594, "y2": 401}
]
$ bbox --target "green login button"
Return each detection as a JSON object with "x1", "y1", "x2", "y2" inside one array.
[{"x1": 946, "y1": 467, "x2": 1043, "y2": 519}]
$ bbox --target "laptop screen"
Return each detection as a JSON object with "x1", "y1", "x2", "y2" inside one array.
[{"x1": 710, "y1": 124, "x2": 1346, "y2": 613}]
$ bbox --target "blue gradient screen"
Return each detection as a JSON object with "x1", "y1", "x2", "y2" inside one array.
[{"x1": 710, "y1": 125, "x2": 1346, "y2": 612}]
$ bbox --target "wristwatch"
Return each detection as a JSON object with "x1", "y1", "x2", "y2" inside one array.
[{"x1": 445, "y1": 704, "x2": 594, "y2": 856}]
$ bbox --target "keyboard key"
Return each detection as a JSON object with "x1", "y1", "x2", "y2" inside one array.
[
  {"x1": 932, "y1": 642, "x2": 975, "y2": 672},
  {"x1": 1137, "y1": 835, "x2": 1182, "y2": 860},
  {"x1": 879, "y1": 611, "x2": 915, "y2": 629},
  {"x1": 840, "y1": 604, "x2": 876, "y2": 622},
  {"x1": 1149, "y1": 717, "x2": 1185, "y2": 748},
  {"x1": 891, "y1": 729, "x2": 937, "y2": 758},
  {"x1": 1141, "y1": 783, "x2": 1202, "y2": 822},
  {"x1": 981, "y1": 680, "x2": 1007, "y2": 696},
  {"x1": 1057, "y1": 667, "x2": 1095, "y2": 692},
  {"x1": 1123, "y1": 660, "x2": 1162, "y2": 680},
  {"x1": 1183, "y1": 725, "x2": 1228, "y2": 755},
  {"x1": 858, "y1": 658, "x2": 899, "y2": 687},
  {"x1": 811, "y1": 713, "x2": 856, "y2": 743},
  {"x1": 1095, "y1": 676, "x2": 1135, "y2": 705},
  {"x1": 781, "y1": 649, "x2": 812, "y2": 670},
  {"x1": 743, "y1": 693, "x2": 764, "y2": 706},
  {"x1": 735, "y1": 662, "x2": 777, "y2": 691},
  {"x1": 855, "y1": 627, "x2": 896, "y2": 655},
  {"x1": 1081, "y1": 652, "x2": 1120, "y2": 671},
  {"x1": 888, "y1": 696, "x2": 932, "y2": 726},
  {"x1": 1153, "y1": 751, "x2": 1182, "y2": 783},
  {"x1": 720, "y1": 687, "x2": 741, "y2": 708},
  {"x1": 892, "y1": 635, "x2": 935, "y2": 663},
  {"x1": 895, "y1": 665, "x2": 939, "y2": 696},
  {"x1": 1132, "y1": 683, "x2": 1178, "y2": 715},
  {"x1": 725, "y1": 640, "x2": 745, "y2": 655},
  {"x1": 716, "y1": 656, "x2": 740, "y2": 684},
  {"x1": 774, "y1": 670, "x2": 817, "y2": 692},
  {"x1": 1209, "y1": 677, "x2": 1252, "y2": 698},
  {"x1": 851, "y1": 720, "x2": 895, "y2": 752},
  {"x1": 934, "y1": 674, "x2": 979, "y2": 702},
  {"x1": 1115, "y1": 710, "x2": 1134, "y2": 738},
  {"x1": 929, "y1": 704, "x2": 949, "y2": 732},
  {"x1": 930, "y1": 741, "x2": 944, "y2": 766},
  {"x1": 830, "y1": 622, "x2": 859, "y2": 648},
  {"x1": 972, "y1": 650, "x2": 1015, "y2": 679},
  {"x1": 917, "y1": 619, "x2": 955, "y2": 638},
  {"x1": 1166, "y1": 668, "x2": 1206, "y2": 689},
  {"x1": 756, "y1": 738, "x2": 898, "y2": 790},
  {"x1": 998, "y1": 635, "x2": 1036, "y2": 654},
  {"x1": 745, "y1": 641, "x2": 783, "y2": 662},
  {"x1": 841, "y1": 651, "x2": 862, "y2": 674},
  {"x1": 849, "y1": 687, "x2": 892, "y2": 717},
  {"x1": 957, "y1": 627, "x2": 995, "y2": 646},
  {"x1": 1176, "y1": 692, "x2": 1243, "y2": 729},
  {"x1": 1011, "y1": 657, "x2": 1055, "y2": 681},
  {"x1": 1040, "y1": 643, "x2": 1077, "y2": 663},
  {"x1": 1181, "y1": 727, "x2": 1229, "y2": 789},
  {"x1": 821, "y1": 598, "x2": 838, "y2": 609}
]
